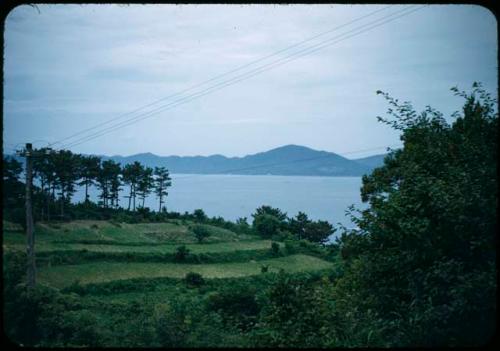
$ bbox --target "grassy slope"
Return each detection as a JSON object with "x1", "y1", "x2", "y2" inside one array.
[
  {"x1": 38, "y1": 254, "x2": 333, "y2": 288},
  {"x1": 4, "y1": 220, "x2": 334, "y2": 292},
  {"x1": 3, "y1": 220, "x2": 258, "y2": 246},
  {"x1": 6, "y1": 239, "x2": 282, "y2": 254}
]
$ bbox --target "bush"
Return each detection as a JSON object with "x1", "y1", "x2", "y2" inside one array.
[
  {"x1": 252, "y1": 214, "x2": 281, "y2": 238},
  {"x1": 193, "y1": 209, "x2": 207, "y2": 222},
  {"x1": 174, "y1": 246, "x2": 190, "y2": 262},
  {"x1": 261, "y1": 265, "x2": 269, "y2": 273},
  {"x1": 192, "y1": 225, "x2": 211, "y2": 243},
  {"x1": 185, "y1": 272, "x2": 205, "y2": 287},
  {"x1": 284, "y1": 239, "x2": 298, "y2": 254},
  {"x1": 270, "y1": 242, "x2": 280, "y2": 256}
]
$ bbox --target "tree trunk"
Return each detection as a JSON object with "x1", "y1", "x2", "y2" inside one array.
[
  {"x1": 85, "y1": 179, "x2": 89, "y2": 203},
  {"x1": 158, "y1": 181, "x2": 163, "y2": 212},
  {"x1": 128, "y1": 184, "x2": 132, "y2": 211},
  {"x1": 47, "y1": 182, "x2": 52, "y2": 222},
  {"x1": 40, "y1": 178, "x2": 45, "y2": 221},
  {"x1": 60, "y1": 189, "x2": 65, "y2": 219},
  {"x1": 133, "y1": 184, "x2": 136, "y2": 211}
]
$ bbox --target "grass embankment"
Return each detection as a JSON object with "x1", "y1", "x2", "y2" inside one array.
[
  {"x1": 3, "y1": 219, "x2": 335, "y2": 291},
  {"x1": 38, "y1": 254, "x2": 333, "y2": 289}
]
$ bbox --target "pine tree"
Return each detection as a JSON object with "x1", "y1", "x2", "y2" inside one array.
[{"x1": 154, "y1": 166, "x2": 172, "y2": 212}]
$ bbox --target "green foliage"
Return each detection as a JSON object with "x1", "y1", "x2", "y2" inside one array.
[
  {"x1": 3, "y1": 156, "x2": 25, "y2": 226},
  {"x1": 335, "y1": 83, "x2": 497, "y2": 347},
  {"x1": 270, "y1": 242, "x2": 280, "y2": 256},
  {"x1": 193, "y1": 209, "x2": 208, "y2": 222},
  {"x1": 251, "y1": 271, "x2": 341, "y2": 347},
  {"x1": 174, "y1": 245, "x2": 190, "y2": 262},
  {"x1": 185, "y1": 272, "x2": 205, "y2": 287},
  {"x1": 252, "y1": 214, "x2": 282, "y2": 238},
  {"x1": 303, "y1": 220, "x2": 335, "y2": 244},
  {"x1": 251, "y1": 206, "x2": 289, "y2": 239},
  {"x1": 206, "y1": 282, "x2": 260, "y2": 331},
  {"x1": 192, "y1": 225, "x2": 211, "y2": 243},
  {"x1": 4, "y1": 83, "x2": 495, "y2": 347}
]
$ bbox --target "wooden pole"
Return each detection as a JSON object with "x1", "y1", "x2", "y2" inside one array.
[{"x1": 24, "y1": 143, "x2": 36, "y2": 289}]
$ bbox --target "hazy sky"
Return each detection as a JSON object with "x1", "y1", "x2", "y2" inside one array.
[{"x1": 3, "y1": 4, "x2": 497, "y2": 158}]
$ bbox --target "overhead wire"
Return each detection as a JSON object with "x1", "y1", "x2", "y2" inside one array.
[
  {"x1": 58, "y1": 5, "x2": 428, "y2": 150},
  {"x1": 47, "y1": 5, "x2": 393, "y2": 148}
]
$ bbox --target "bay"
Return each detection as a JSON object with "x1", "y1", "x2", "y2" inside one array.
[{"x1": 72, "y1": 174, "x2": 367, "y2": 240}]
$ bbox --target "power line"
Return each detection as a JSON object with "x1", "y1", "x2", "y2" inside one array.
[
  {"x1": 60, "y1": 6, "x2": 421, "y2": 149},
  {"x1": 60, "y1": 5, "x2": 427, "y2": 150},
  {"x1": 47, "y1": 5, "x2": 393, "y2": 148}
]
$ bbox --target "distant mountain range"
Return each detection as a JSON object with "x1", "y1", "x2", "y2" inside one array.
[
  {"x1": 5, "y1": 144, "x2": 387, "y2": 176},
  {"x1": 100, "y1": 144, "x2": 387, "y2": 177}
]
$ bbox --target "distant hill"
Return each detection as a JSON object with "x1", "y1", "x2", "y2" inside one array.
[
  {"x1": 102, "y1": 144, "x2": 387, "y2": 176},
  {"x1": 4, "y1": 144, "x2": 388, "y2": 176},
  {"x1": 352, "y1": 153, "x2": 386, "y2": 169}
]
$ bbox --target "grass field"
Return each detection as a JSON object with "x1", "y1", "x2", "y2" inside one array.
[
  {"x1": 38, "y1": 254, "x2": 333, "y2": 288},
  {"x1": 3, "y1": 218, "x2": 339, "y2": 347},
  {"x1": 4, "y1": 219, "x2": 334, "y2": 291},
  {"x1": 3, "y1": 220, "x2": 259, "y2": 246},
  {"x1": 6, "y1": 239, "x2": 282, "y2": 254}
]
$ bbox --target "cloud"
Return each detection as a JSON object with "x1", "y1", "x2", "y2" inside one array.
[{"x1": 3, "y1": 4, "x2": 497, "y2": 157}]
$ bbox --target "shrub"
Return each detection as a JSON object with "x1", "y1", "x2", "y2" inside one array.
[
  {"x1": 270, "y1": 242, "x2": 280, "y2": 256},
  {"x1": 185, "y1": 272, "x2": 205, "y2": 287},
  {"x1": 174, "y1": 246, "x2": 190, "y2": 262},
  {"x1": 193, "y1": 209, "x2": 208, "y2": 222},
  {"x1": 192, "y1": 225, "x2": 211, "y2": 243},
  {"x1": 261, "y1": 265, "x2": 269, "y2": 273},
  {"x1": 284, "y1": 240, "x2": 298, "y2": 254}
]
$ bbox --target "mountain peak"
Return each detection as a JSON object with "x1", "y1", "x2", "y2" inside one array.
[
  {"x1": 270, "y1": 144, "x2": 314, "y2": 152},
  {"x1": 97, "y1": 144, "x2": 385, "y2": 176}
]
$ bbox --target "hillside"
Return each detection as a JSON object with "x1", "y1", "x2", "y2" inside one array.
[
  {"x1": 353, "y1": 153, "x2": 386, "y2": 169},
  {"x1": 3, "y1": 219, "x2": 335, "y2": 289},
  {"x1": 101, "y1": 144, "x2": 386, "y2": 176},
  {"x1": 4, "y1": 144, "x2": 387, "y2": 176}
]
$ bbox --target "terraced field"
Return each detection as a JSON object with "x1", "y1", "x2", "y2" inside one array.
[
  {"x1": 3, "y1": 220, "x2": 334, "y2": 291},
  {"x1": 38, "y1": 254, "x2": 333, "y2": 288}
]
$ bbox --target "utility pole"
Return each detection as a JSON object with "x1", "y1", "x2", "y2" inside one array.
[{"x1": 17, "y1": 143, "x2": 53, "y2": 290}]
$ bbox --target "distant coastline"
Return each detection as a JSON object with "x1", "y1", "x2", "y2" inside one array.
[{"x1": 100, "y1": 144, "x2": 387, "y2": 177}]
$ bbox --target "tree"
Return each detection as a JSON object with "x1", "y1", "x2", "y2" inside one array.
[
  {"x1": 154, "y1": 167, "x2": 172, "y2": 212},
  {"x1": 137, "y1": 166, "x2": 154, "y2": 209},
  {"x1": 253, "y1": 205, "x2": 287, "y2": 221},
  {"x1": 193, "y1": 209, "x2": 207, "y2": 222},
  {"x1": 97, "y1": 160, "x2": 122, "y2": 209},
  {"x1": 252, "y1": 206, "x2": 288, "y2": 238},
  {"x1": 288, "y1": 212, "x2": 311, "y2": 240},
  {"x1": 3, "y1": 156, "x2": 25, "y2": 223},
  {"x1": 122, "y1": 162, "x2": 143, "y2": 211},
  {"x1": 252, "y1": 271, "x2": 338, "y2": 347},
  {"x1": 303, "y1": 220, "x2": 334, "y2": 244},
  {"x1": 335, "y1": 83, "x2": 497, "y2": 346},
  {"x1": 252, "y1": 214, "x2": 281, "y2": 238},
  {"x1": 192, "y1": 225, "x2": 211, "y2": 243},
  {"x1": 78, "y1": 155, "x2": 101, "y2": 204},
  {"x1": 108, "y1": 162, "x2": 122, "y2": 208},
  {"x1": 32, "y1": 148, "x2": 55, "y2": 220},
  {"x1": 52, "y1": 150, "x2": 80, "y2": 219}
]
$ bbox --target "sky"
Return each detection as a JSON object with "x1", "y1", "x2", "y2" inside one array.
[{"x1": 3, "y1": 4, "x2": 497, "y2": 159}]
